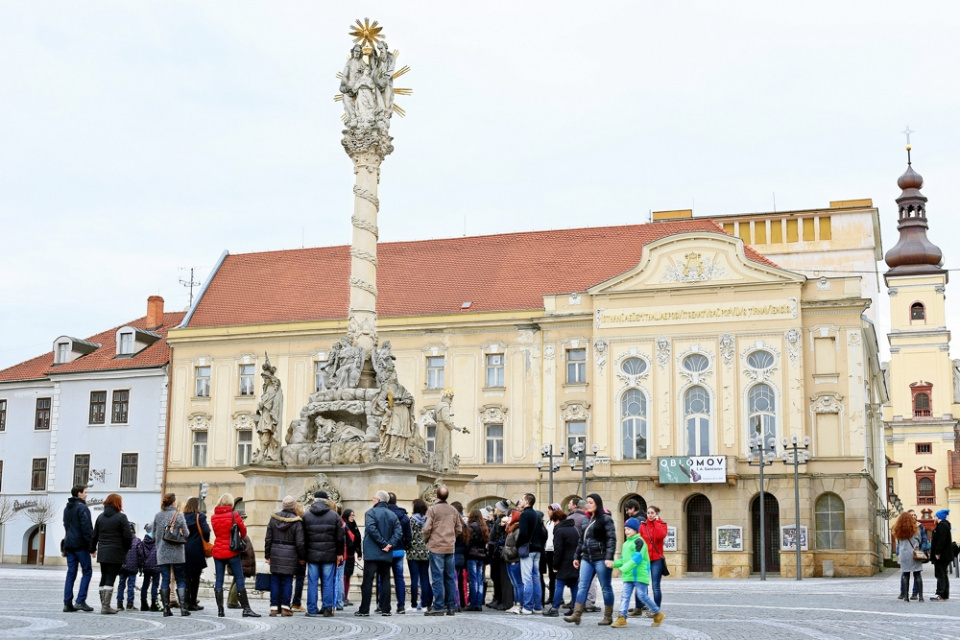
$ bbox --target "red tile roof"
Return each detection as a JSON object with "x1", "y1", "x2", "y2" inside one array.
[
  {"x1": 186, "y1": 220, "x2": 779, "y2": 328},
  {"x1": 0, "y1": 312, "x2": 185, "y2": 383}
]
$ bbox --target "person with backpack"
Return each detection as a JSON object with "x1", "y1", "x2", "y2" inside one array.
[
  {"x1": 407, "y1": 499, "x2": 431, "y2": 611},
  {"x1": 140, "y1": 524, "x2": 161, "y2": 612},
  {"x1": 117, "y1": 522, "x2": 143, "y2": 611}
]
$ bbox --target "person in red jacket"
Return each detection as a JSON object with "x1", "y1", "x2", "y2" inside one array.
[
  {"x1": 210, "y1": 493, "x2": 261, "y2": 618},
  {"x1": 637, "y1": 506, "x2": 668, "y2": 613}
]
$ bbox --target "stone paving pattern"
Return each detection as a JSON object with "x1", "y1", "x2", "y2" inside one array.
[{"x1": 0, "y1": 564, "x2": 958, "y2": 639}]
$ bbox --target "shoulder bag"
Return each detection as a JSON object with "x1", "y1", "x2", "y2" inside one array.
[
  {"x1": 910, "y1": 539, "x2": 928, "y2": 562},
  {"x1": 229, "y1": 510, "x2": 248, "y2": 553},
  {"x1": 163, "y1": 508, "x2": 186, "y2": 546}
]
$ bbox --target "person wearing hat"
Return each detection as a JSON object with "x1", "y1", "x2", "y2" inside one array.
[
  {"x1": 265, "y1": 495, "x2": 307, "y2": 616},
  {"x1": 611, "y1": 518, "x2": 664, "y2": 628},
  {"x1": 302, "y1": 490, "x2": 345, "y2": 617},
  {"x1": 930, "y1": 509, "x2": 953, "y2": 600},
  {"x1": 117, "y1": 521, "x2": 143, "y2": 611}
]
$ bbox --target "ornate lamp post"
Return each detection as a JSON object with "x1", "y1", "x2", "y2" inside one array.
[
  {"x1": 746, "y1": 419, "x2": 777, "y2": 581},
  {"x1": 781, "y1": 435, "x2": 810, "y2": 581},
  {"x1": 538, "y1": 444, "x2": 563, "y2": 506},
  {"x1": 569, "y1": 441, "x2": 600, "y2": 503}
]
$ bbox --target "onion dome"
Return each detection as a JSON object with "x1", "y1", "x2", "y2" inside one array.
[{"x1": 884, "y1": 148, "x2": 943, "y2": 275}]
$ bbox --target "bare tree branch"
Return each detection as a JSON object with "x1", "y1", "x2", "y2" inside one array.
[
  {"x1": 23, "y1": 498, "x2": 55, "y2": 527},
  {"x1": 0, "y1": 495, "x2": 19, "y2": 526}
]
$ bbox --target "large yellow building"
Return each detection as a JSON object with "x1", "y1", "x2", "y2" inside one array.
[{"x1": 165, "y1": 214, "x2": 887, "y2": 578}]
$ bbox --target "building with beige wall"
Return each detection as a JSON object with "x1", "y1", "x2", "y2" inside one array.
[{"x1": 165, "y1": 216, "x2": 887, "y2": 578}]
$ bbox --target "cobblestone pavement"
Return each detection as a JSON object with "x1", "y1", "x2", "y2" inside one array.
[{"x1": 1, "y1": 564, "x2": 958, "y2": 640}]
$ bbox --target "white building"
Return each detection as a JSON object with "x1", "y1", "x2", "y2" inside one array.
[{"x1": 0, "y1": 297, "x2": 182, "y2": 564}]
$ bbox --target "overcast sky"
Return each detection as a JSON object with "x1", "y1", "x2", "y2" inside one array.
[{"x1": 2, "y1": 1, "x2": 960, "y2": 369}]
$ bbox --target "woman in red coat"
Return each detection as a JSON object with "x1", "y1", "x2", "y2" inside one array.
[
  {"x1": 638, "y1": 505, "x2": 668, "y2": 609},
  {"x1": 210, "y1": 493, "x2": 260, "y2": 618}
]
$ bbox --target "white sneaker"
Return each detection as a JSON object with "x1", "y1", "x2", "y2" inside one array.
[
  {"x1": 505, "y1": 605, "x2": 521, "y2": 614},
  {"x1": 520, "y1": 608, "x2": 533, "y2": 615}
]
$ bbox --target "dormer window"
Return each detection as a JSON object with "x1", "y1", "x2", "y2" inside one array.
[
  {"x1": 56, "y1": 342, "x2": 69, "y2": 364},
  {"x1": 118, "y1": 332, "x2": 134, "y2": 355},
  {"x1": 113, "y1": 326, "x2": 160, "y2": 358},
  {"x1": 911, "y1": 302, "x2": 925, "y2": 323},
  {"x1": 52, "y1": 336, "x2": 100, "y2": 365}
]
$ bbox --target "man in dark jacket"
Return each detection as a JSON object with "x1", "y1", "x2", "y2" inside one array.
[
  {"x1": 356, "y1": 490, "x2": 402, "y2": 617},
  {"x1": 931, "y1": 509, "x2": 953, "y2": 601},
  {"x1": 385, "y1": 492, "x2": 412, "y2": 613},
  {"x1": 302, "y1": 490, "x2": 344, "y2": 617},
  {"x1": 265, "y1": 495, "x2": 306, "y2": 617},
  {"x1": 63, "y1": 485, "x2": 95, "y2": 612},
  {"x1": 517, "y1": 493, "x2": 545, "y2": 613}
]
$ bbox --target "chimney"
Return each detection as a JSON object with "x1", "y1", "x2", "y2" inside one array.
[{"x1": 146, "y1": 296, "x2": 164, "y2": 329}]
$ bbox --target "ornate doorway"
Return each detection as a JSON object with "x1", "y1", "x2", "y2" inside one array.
[
  {"x1": 686, "y1": 494, "x2": 712, "y2": 572},
  {"x1": 751, "y1": 492, "x2": 780, "y2": 572}
]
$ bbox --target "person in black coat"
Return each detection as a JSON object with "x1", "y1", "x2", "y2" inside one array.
[
  {"x1": 265, "y1": 495, "x2": 307, "y2": 616},
  {"x1": 546, "y1": 511, "x2": 579, "y2": 616},
  {"x1": 564, "y1": 493, "x2": 617, "y2": 625},
  {"x1": 343, "y1": 508, "x2": 362, "y2": 606},
  {"x1": 384, "y1": 493, "x2": 412, "y2": 613},
  {"x1": 302, "y1": 491, "x2": 344, "y2": 616},
  {"x1": 63, "y1": 485, "x2": 95, "y2": 612},
  {"x1": 182, "y1": 497, "x2": 211, "y2": 611},
  {"x1": 930, "y1": 509, "x2": 953, "y2": 601},
  {"x1": 90, "y1": 494, "x2": 132, "y2": 615}
]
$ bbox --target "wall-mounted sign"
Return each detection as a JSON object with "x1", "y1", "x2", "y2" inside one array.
[
  {"x1": 658, "y1": 456, "x2": 727, "y2": 484},
  {"x1": 716, "y1": 525, "x2": 743, "y2": 551},
  {"x1": 780, "y1": 524, "x2": 808, "y2": 551},
  {"x1": 663, "y1": 526, "x2": 677, "y2": 552}
]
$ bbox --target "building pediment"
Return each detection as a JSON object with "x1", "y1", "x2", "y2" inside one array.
[{"x1": 587, "y1": 232, "x2": 803, "y2": 295}]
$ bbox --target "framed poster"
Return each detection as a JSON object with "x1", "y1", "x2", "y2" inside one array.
[
  {"x1": 780, "y1": 524, "x2": 808, "y2": 551},
  {"x1": 716, "y1": 525, "x2": 743, "y2": 551},
  {"x1": 663, "y1": 526, "x2": 677, "y2": 552},
  {"x1": 658, "y1": 456, "x2": 727, "y2": 484}
]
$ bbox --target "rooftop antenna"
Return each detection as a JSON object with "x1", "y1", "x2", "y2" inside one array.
[{"x1": 179, "y1": 267, "x2": 202, "y2": 308}]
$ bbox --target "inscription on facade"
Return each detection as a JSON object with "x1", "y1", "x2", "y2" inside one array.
[{"x1": 597, "y1": 299, "x2": 797, "y2": 328}]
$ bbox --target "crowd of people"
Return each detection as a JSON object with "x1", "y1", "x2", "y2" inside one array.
[{"x1": 61, "y1": 483, "x2": 668, "y2": 628}]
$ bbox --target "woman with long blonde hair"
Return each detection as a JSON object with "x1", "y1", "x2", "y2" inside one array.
[{"x1": 892, "y1": 511, "x2": 924, "y2": 602}]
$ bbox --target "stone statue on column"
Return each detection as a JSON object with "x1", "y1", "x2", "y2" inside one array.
[
  {"x1": 253, "y1": 355, "x2": 283, "y2": 464},
  {"x1": 434, "y1": 390, "x2": 468, "y2": 472}
]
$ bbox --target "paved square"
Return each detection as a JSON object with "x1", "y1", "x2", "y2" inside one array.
[{"x1": 1, "y1": 564, "x2": 958, "y2": 639}]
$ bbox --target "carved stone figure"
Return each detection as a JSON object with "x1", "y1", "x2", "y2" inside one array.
[
  {"x1": 373, "y1": 341, "x2": 395, "y2": 382},
  {"x1": 434, "y1": 391, "x2": 467, "y2": 472},
  {"x1": 333, "y1": 339, "x2": 365, "y2": 390},
  {"x1": 953, "y1": 359, "x2": 960, "y2": 403},
  {"x1": 340, "y1": 45, "x2": 364, "y2": 124},
  {"x1": 375, "y1": 41, "x2": 395, "y2": 116},
  {"x1": 376, "y1": 369, "x2": 415, "y2": 460},
  {"x1": 253, "y1": 355, "x2": 283, "y2": 463}
]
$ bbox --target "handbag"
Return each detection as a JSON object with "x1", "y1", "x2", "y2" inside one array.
[
  {"x1": 162, "y1": 509, "x2": 186, "y2": 546},
  {"x1": 229, "y1": 510, "x2": 247, "y2": 553},
  {"x1": 911, "y1": 540, "x2": 928, "y2": 562},
  {"x1": 202, "y1": 538, "x2": 214, "y2": 558},
  {"x1": 517, "y1": 543, "x2": 530, "y2": 559},
  {"x1": 254, "y1": 572, "x2": 271, "y2": 592}
]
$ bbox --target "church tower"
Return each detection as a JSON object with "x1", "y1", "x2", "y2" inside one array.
[{"x1": 883, "y1": 143, "x2": 960, "y2": 528}]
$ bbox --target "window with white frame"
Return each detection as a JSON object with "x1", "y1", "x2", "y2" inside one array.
[
  {"x1": 111, "y1": 390, "x2": 129, "y2": 424},
  {"x1": 89, "y1": 391, "x2": 106, "y2": 424},
  {"x1": 118, "y1": 332, "x2": 134, "y2": 355},
  {"x1": 684, "y1": 386, "x2": 711, "y2": 456},
  {"x1": 31, "y1": 458, "x2": 47, "y2": 491},
  {"x1": 427, "y1": 356, "x2": 445, "y2": 389},
  {"x1": 56, "y1": 342, "x2": 69, "y2": 364},
  {"x1": 620, "y1": 357, "x2": 647, "y2": 376},
  {"x1": 486, "y1": 354, "x2": 504, "y2": 388},
  {"x1": 196, "y1": 366, "x2": 211, "y2": 397},
  {"x1": 0, "y1": 399, "x2": 6, "y2": 431},
  {"x1": 120, "y1": 453, "x2": 138, "y2": 488},
  {"x1": 621, "y1": 389, "x2": 647, "y2": 459},
  {"x1": 35, "y1": 398, "x2": 51, "y2": 430},
  {"x1": 192, "y1": 430, "x2": 208, "y2": 467},
  {"x1": 237, "y1": 429, "x2": 253, "y2": 465},
  {"x1": 747, "y1": 350, "x2": 775, "y2": 372},
  {"x1": 682, "y1": 353, "x2": 710, "y2": 374},
  {"x1": 566, "y1": 349, "x2": 586, "y2": 383},
  {"x1": 748, "y1": 384, "x2": 776, "y2": 442},
  {"x1": 239, "y1": 364, "x2": 256, "y2": 396},
  {"x1": 566, "y1": 420, "x2": 586, "y2": 458},
  {"x1": 485, "y1": 423, "x2": 504, "y2": 463}
]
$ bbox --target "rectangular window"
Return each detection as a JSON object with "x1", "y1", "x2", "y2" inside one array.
[
  {"x1": 315, "y1": 361, "x2": 327, "y2": 392},
  {"x1": 803, "y1": 217, "x2": 815, "y2": 241},
  {"x1": 486, "y1": 354, "x2": 504, "y2": 388},
  {"x1": 0, "y1": 399, "x2": 6, "y2": 431},
  {"x1": 89, "y1": 391, "x2": 106, "y2": 424},
  {"x1": 112, "y1": 390, "x2": 129, "y2": 424},
  {"x1": 73, "y1": 454, "x2": 90, "y2": 487},
  {"x1": 813, "y1": 337, "x2": 837, "y2": 375},
  {"x1": 916, "y1": 442, "x2": 932, "y2": 454},
  {"x1": 237, "y1": 430, "x2": 253, "y2": 466},
  {"x1": 239, "y1": 364, "x2": 256, "y2": 396},
  {"x1": 425, "y1": 425, "x2": 436, "y2": 452},
  {"x1": 31, "y1": 458, "x2": 47, "y2": 491},
  {"x1": 485, "y1": 424, "x2": 504, "y2": 463},
  {"x1": 192, "y1": 431, "x2": 208, "y2": 467},
  {"x1": 566, "y1": 349, "x2": 586, "y2": 384},
  {"x1": 427, "y1": 357, "x2": 445, "y2": 389},
  {"x1": 786, "y1": 219, "x2": 799, "y2": 242},
  {"x1": 196, "y1": 366, "x2": 211, "y2": 397},
  {"x1": 118, "y1": 332, "x2": 134, "y2": 355},
  {"x1": 35, "y1": 398, "x2": 51, "y2": 430},
  {"x1": 819, "y1": 216, "x2": 832, "y2": 241},
  {"x1": 120, "y1": 453, "x2": 138, "y2": 488},
  {"x1": 56, "y1": 342, "x2": 69, "y2": 364},
  {"x1": 566, "y1": 420, "x2": 586, "y2": 459}
]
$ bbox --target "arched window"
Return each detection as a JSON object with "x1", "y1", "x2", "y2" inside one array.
[
  {"x1": 621, "y1": 389, "x2": 647, "y2": 460},
  {"x1": 911, "y1": 382, "x2": 933, "y2": 419},
  {"x1": 747, "y1": 350, "x2": 775, "y2": 371},
  {"x1": 918, "y1": 477, "x2": 934, "y2": 503},
  {"x1": 620, "y1": 357, "x2": 647, "y2": 376},
  {"x1": 814, "y1": 493, "x2": 845, "y2": 549},
  {"x1": 682, "y1": 354, "x2": 710, "y2": 373},
  {"x1": 748, "y1": 384, "x2": 776, "y2": 441},
  {"x1": 911, "y1": 302, "x2": 925, "y2": 322},
  {"x1": 684, "y1": 386, "x2": 711, "y2": 456}
]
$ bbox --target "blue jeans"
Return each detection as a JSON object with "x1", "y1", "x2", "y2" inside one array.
[
  {"x1": 64, "y1": 550, "x2": 93, "y2": 604},
  {"x1": 520, "y1": 552, "x2": 542, "y2": 611},
  {"x1": 575, "y1": 560, "x2": 614, "y2": 607},
  {"x1": 392, "y1": 555, "x2": 406, "y2": 610},
  {"x1": 467, "y1": 560, "x2": 485, "y2": 608},
  {"x1": 428, "y1": 552, "x2": 457, "y2": 611},
  {"x1": 649, "y1": 558, "x2": 664, "y2": 607},
  {"x1": 213, "y1": 556, "x2": 242, "y2": 591},
  {"x1": 161, "y1": 563, "x2": 187, "y2": 590},
  {"x1": 552, "y1": 577, "x2": 578, "y2": 609},
  {"x1": 506, "y1": 562, "x2": 523, "y2": 603},
  {"x1": 307, "y1": 562, "x2": 337, "y2": 613},
  {"x1": 270, "y1": 573, "x2": 293, "y2": 608},
  {"x1": 620, "y1": 581, "x2": 657, "y2": 617},
  {"x1": 408, "y1": 558, "x2": 432, "y2": 609},
  {"x1": 336, "y1": 563, "x2": 345, "y2": 608},
  {"x1": 117, "y1": 571, "x2": 137, "y2": 604},
  {"x1": 141, "y1": 572, "x2": 159, "y2": 606}
]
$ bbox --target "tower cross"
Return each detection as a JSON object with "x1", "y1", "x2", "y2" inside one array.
[{"x1": 902, "y1": 126, "x2": 915, "y2": 147}]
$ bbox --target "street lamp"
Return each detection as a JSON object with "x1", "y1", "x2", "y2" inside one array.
[
  {"x1": 746, "y1": 420, "x2": 777, "y2": 581},
  {"x1": 569, "y1": 441, "x2": 600, "y2": 503},
  {"x1": 781, "y1": 435, "x2": 810, "y2": 581},
  {"x1": 538, "y1": 444, "x2": 563, "y2": 506}
]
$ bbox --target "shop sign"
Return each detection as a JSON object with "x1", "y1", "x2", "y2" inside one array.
[{"x1": 658, "y1": 456, "x2": 726, "y2": 484}]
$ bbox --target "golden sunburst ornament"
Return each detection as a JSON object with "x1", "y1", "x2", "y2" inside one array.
[{"x1": 349, "y1": 17, "x2": 383, "y2": 49}]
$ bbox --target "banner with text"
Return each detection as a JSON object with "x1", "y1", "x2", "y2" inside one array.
[{"x1": 658, "y1": 456, "x2": 727, "y2": 484}]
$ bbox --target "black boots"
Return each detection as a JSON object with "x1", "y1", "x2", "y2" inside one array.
[
  {"x1": 177, "y1": 588, "x2": 191, "y2": 617},
  {"x1": 237, "y1": 589, "x2": 261, "y2": 618},
  {"x1": 215, "y1": 588, "x2": 225, "y2": 618},
  {"x1": 161, "y1": 588, "x2": 173, "y2": 617}
]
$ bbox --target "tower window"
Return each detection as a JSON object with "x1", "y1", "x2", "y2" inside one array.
[
  {"x1": 910, "y1": 302, "x2": 925, "y2": 322},
  {"x1": 911, "y1": 382, "x2": 933, "y2": 419}
]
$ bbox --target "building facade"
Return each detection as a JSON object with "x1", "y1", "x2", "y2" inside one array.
[
  {"x1": 165, "y1": 215, "x2": 887, "y2": 578},
  {"x1": 0, "y1": 297, "x2": 182, "y2": 564}
]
